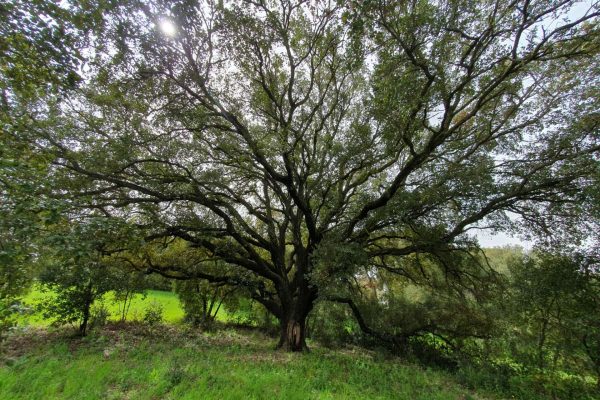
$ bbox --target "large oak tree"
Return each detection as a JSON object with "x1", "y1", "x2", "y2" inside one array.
[{"x1": 6, "y1": 0, "x2": 599, "y2": 350}]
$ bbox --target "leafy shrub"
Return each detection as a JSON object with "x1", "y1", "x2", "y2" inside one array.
[
  {"x1": 407, "y1": 334, "x2": 458, "y2": 370},
  {"x1": 0, "y1": 299, "x2": 17, "y2": 341},
  {"x1": 175, "y1": 280, "x2": 222, "y2": 326},
  {"x1": 36, "y1": 218, "x2": 140, "y2": 336},
  {"x1": 226, "y1": 297, "x2": 275, "y2": 330},
  {"x1": 308, "y1": 302, "x2": 358, "y2": 347},
  {"x1": 455, "y1": 360, "x2": 599, "y2": 400},
  {"x1": 90, "y1": 302, "x2": 111, "y2": 329},
  {"x1": 143, "y1": 301, "x2": 164, "y2": 325}
]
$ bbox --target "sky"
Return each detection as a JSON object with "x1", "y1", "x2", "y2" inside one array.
[
  {"x1": 475, "y1": 1, "x2": 595, "y2": 250},
  {"x1": 477, "y1": 231, "x2": 531, "y2": 249}
]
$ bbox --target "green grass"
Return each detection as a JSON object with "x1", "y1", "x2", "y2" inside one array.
[
  {"x1": 0, "y1": 325, "x2": 490, "y2": 400},
  {"x1": 18, "y1": 288, "x2": 187, "y2": 326}
]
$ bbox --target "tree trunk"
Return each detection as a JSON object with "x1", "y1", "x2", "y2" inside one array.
[
  {"x1": 277, "y1": 317, "x2": 308, "y2": 352},
  {"x1": 79, "y1": 303, "x2": 91, "y2": 336},
  {"x1": 269, "y1": 252, "x2": 317, "y2": 352},
  {"x1": 79, "y1": 284, "x2": 94, "y2": 336},
  {"x1": 121, "y1": 290, "x2": 131, "y2": 322},
  {"x1": 275, "y1": 293, "x2": 314, "y2": 352}
]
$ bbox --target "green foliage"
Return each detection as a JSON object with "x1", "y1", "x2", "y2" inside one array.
[
  {"x1": 0, "y1": 299, "x2": 17, "y2": 340},
  {"x1": 175, "y1": 280, "x2": 227, "y2": 327},
  {"x1": 443, "y1": 248, "x2": 600, "y2": 398},
  {"x1": 0, "y1": 85, "x2": 54, "y2": 339},
  {"x1": 0, "y1": 0, "x2": 95, "y2": 295},
  {"x1": 308, "y1": 302, "x2": 358, "y2": 347},
  {"x1": 89, "y1": 302, "x2": 111, "y2": 330},
  {"x1": 224, "y1": 297, "x2": 276, "y2": 330},
  {"x1": 0, "y1": 0, "x2": 86, "y2": 111},
  {"x1": 142, "y1": 301, "x2": 164, "y2": 326},
  {"x1": 36, "y1": 217, "x2": 141, "y2": 335},
  {"x1": 36, "y1": 279, "x2": 97, "y2": 334},
  {"x1": 2, "y1": 0, "x2": 595, "y2": 354},
  {"x1": 327, "y1": 248, "x2": 502, "y2": 347},
  {"x1": 504, "y1": 250, "x2": 600, "y2": 382},
  {"x1": 456, "y1": 361, "x2": 599, "y2": 400}
]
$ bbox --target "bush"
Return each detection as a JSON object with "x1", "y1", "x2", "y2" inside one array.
[
  {"x1": 308, "y1": 302, "x2": 358, "y2": 347},
  {"x1": 0, "y1": 299, "x2": 17, "y2": 341},
  {"x1": 407, "y1": 334, "x2": 458, "y2": 370},
  {"x1": 175, "y1": 280, "x2": 220, "y2": 326},
  {"x1": 143, "y1": 301, "x2": 164, "y2": 325},
  {"x1": 455, "y1": 360, "x2": 599, "y2": 400},
  {"x1": 90, "y1": 302, "x2": 111, "y2": 330},
  {"x1": 226, "y1": 297, "x2": 277, "y2": 332}
]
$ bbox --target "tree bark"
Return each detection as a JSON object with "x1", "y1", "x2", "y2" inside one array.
[
  {"x1": 275, "y1": 289, "x2": 315, "y2": 352},
  {"x1": 79, "y1": 301, "x2": 91, "y2": 336},
  {"x1": 79, "y1": 283, "x2": 94, "y2": 336},
  {"x1": 277, "y1": 316, "x2": 309, "y2": 352}
]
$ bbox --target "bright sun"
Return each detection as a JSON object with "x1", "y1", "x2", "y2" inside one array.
[{"x1": 159, "y1": 19, "x2": 176, "y2": 37}]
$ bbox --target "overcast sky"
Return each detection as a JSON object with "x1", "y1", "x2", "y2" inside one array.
[
  {"x1": 475, "y1": 1, "x2": 595, "y2": 250},
  {"x1": 477, "y1": 231, "x2": 531, "y2": 249}
]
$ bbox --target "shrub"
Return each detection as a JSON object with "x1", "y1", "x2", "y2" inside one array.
[
  {"x1": 308, "y1": 302, "x2": 358, "y2": 347},
  {"x1": 90, "y1": 302, "x2": 111, "y2": 330},
  {"x1": 0, "y1": 299, "x2": 17, "y2": 341},
  {"x1": 407, "y1": 334, "x2": 458, "y2": 370},
  {"x1": 143, "y1": 301, "x2": 164, "y2": 325}
]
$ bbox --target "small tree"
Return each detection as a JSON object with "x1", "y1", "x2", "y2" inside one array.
[
  {"x1": 508, "y1": 250, "x2": 600, "y2": 384},
  {"x1": 129, "y1": 240, "x2": 242, "y2": 327},
  {"x1": 111, "y1": 269, "x2": 147, "y2": 323},
  {"x1": 38, "y1": 217, "x2": 137, "y2": 335},
  {"x1": 39, "y1": 260, "x2": 113, "y2": 336},
  {"x1": 0, "y1": 0, "x2": 89, "y2": 340},
  {"x1": 175, "y1": 279, "x2": 235, "y2": 327}
]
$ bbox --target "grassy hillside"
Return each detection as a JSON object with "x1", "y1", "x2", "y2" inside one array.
[{"x1": 0, "y1": 325, "x2": 491, "y2": 400}]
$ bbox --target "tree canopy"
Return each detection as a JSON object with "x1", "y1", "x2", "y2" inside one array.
[{"x1": 3, "y1": 0, "x2": 599, "y2": 350}]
